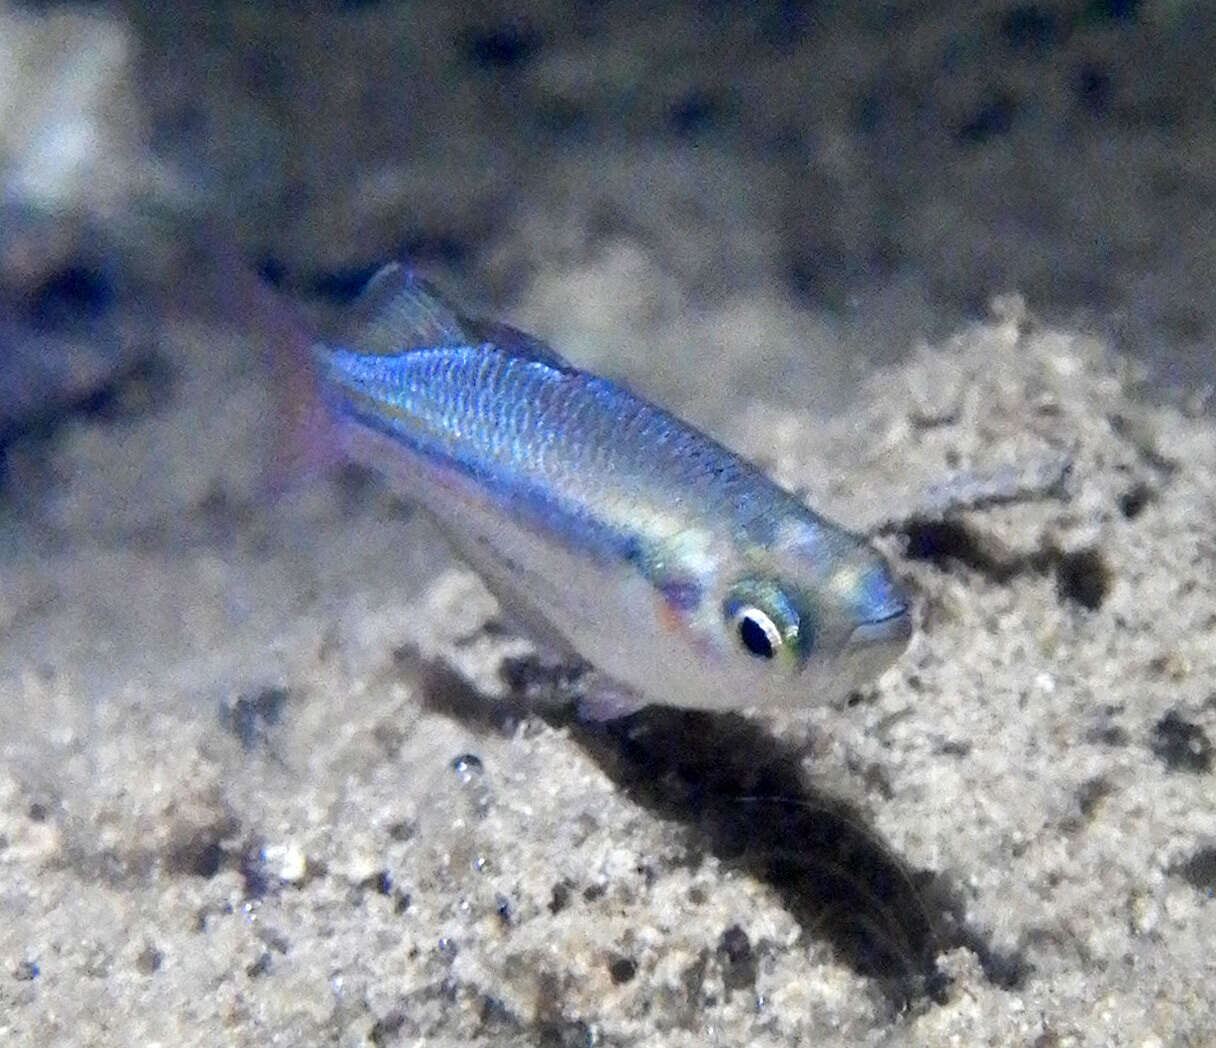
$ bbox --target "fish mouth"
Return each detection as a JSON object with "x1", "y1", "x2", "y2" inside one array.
[{"x1": 847, "y1": 606, "x2": 913, "y2": 657}]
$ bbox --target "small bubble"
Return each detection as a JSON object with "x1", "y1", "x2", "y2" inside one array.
[{"x1": 450, "y1": 753, "x2": 484, "y2": 781}]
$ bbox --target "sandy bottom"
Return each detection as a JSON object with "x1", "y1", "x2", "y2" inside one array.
[{"x1": 2, "y1": 292, "x2": 1214, "y2": 1045}]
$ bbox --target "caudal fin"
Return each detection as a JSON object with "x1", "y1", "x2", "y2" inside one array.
[
  {"x1": 258, "y1": 262, "x2": 468, "y2": 494},
  {"x1": 235, "y1": 268, "x2": 343, "y2": 497}
]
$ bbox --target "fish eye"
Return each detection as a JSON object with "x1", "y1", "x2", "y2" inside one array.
[
  {"x1": 734, "y1": 607, "x2": 781, "y2": 659},
  {"x1": 723, "y1": 579, "x2": 813, "y2": 667}
]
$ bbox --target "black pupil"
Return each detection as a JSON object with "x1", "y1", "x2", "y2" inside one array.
[{"x1": 738, "y1": 613, "x2": 776, "y2": 658}]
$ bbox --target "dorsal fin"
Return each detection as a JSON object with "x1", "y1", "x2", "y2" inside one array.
[
  {"x1": 344, "y1": 264, "x2": 574, "y2": 370},
  {"x1": 462, "y1": 317, "x2": 573, "y2": 371},
  {"x1": 346, "y1": 263, "x2": 471, "y2": 355}
]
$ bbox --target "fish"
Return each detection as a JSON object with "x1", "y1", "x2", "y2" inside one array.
[{"x1": 300, "y1": 264, "x2": 911, "y2": 719}]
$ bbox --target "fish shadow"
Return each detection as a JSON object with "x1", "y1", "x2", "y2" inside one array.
[
  {"x1": 566, "y1": 704, "x2": 952, "y2": 1009},
  {"x1": 409, "y1": 648, "x2": 1024, "y2": 1010}
]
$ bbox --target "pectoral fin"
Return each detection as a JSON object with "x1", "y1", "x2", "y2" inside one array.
[{"x1": 574, "y1": 672, "x2": 652, "y2": 721}]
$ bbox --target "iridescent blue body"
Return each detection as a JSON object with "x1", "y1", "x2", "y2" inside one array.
[{"x1": 309, "y1": 266, "x2": 911, "y2": 716}]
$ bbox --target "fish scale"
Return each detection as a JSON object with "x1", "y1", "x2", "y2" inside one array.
[{"x1": 321, "y1": 342, "x2": 798, "y2": 546}]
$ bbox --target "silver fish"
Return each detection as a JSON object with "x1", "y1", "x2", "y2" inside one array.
[{"x1": 306, "y1": 265, "x2": 911, "y2": 718}]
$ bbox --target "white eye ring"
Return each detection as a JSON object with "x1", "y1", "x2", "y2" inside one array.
[{"x1": 734, "y1": 606, "x2": 782, "y2": 659}]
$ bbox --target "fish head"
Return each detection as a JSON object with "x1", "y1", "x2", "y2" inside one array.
[{"x1": 653, "y1": 516, "x2": 911, "y2": 710}]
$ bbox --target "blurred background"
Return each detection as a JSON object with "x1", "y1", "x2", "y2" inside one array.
[{"x1": 2, "y1": 0, "x2": 1214, "y2": 452}]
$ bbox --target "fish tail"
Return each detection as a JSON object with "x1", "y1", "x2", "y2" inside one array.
[
  {"x1": 247, "y1": 261, "x2": 472, "y2": 495},
  {"x1": 104, "y1": 199, "x2": 344, "y2": 495},
  {"x1": 194, "y1": 230, "x2": 341, "y2": 497},
  {"x1": 251, "y1": 277, "x2": 343, "y2": 496}
]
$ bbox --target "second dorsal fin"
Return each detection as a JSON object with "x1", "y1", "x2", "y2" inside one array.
[{"x1": 346, "y1": 263, "x2": 471, "y2": 355}]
